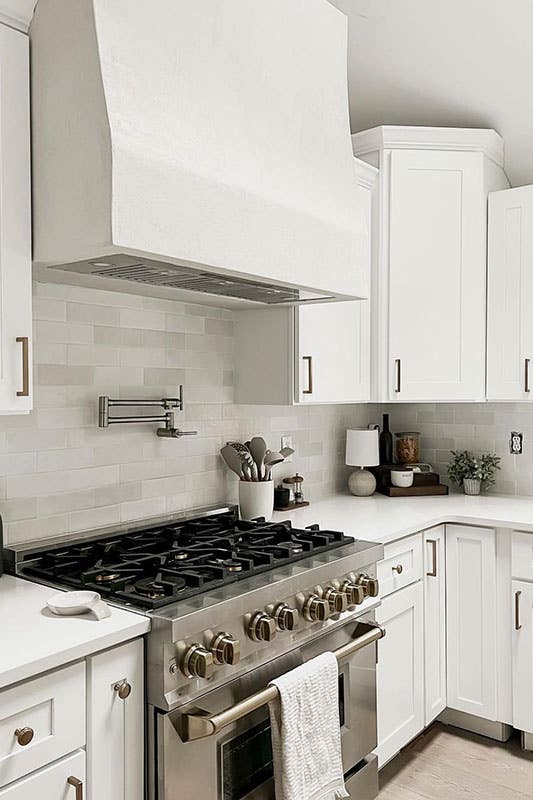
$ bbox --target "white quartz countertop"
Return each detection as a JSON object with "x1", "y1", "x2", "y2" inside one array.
[
  {"x1": 272, "y1": 492, "x2": 533, "y2": 545},
  {"x1": 0, "y1": 575, "x2": 150, "y2": 689}
]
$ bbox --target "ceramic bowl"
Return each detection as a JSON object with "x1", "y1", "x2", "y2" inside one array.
[{"x1": 390, "y1": 469, "x2": 414, "y2": 488}]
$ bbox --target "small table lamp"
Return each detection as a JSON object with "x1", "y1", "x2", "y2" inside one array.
[{"x1": 346, "y1": 429, "x2": 379, "y2": 496}]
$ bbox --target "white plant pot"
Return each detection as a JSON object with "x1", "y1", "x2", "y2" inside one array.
[
  {"x1": 463, "y1": 478, "x2": 481, "y2": 496},
  {"x1": 239, "y1": 480, "x2": 274, "y2": 521}
]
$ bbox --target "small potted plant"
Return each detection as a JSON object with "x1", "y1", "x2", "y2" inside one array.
[{"x1": 447, "y1": 450, "x2": 501, "y2": 495}]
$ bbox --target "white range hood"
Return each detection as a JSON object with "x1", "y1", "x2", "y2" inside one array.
[{"x1": 30, "y1": 0, "x2": 367, "y2": 307}]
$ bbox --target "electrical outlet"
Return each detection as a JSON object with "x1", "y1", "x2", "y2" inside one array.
[
  {"x1": 510, "y1": 431, "x2": 523, "y2": 455},
  {"x1": 281, "y1": 435, "x2": 293, "y2": 462}
]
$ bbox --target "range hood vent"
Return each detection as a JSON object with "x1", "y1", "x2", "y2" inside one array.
[
  {"x1": 30, "y1": 0, "x2": 368, "y2": 307},
  {"x1": 55, "y1": 255, "x2": 317, "y2": 305}
]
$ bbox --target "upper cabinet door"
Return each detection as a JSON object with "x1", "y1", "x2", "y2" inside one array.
[
  {"x1": 296, "y1": 159, "x2": 376, "y2": 404},
  {"x1": 296, "y1": 300, "x2": 370, "y2": 403},
  {"x1": 487, "y1": 186, "x2": 533, "y2": 401},
  {"x1": 0, "y1": 26, "x2": 31, "y2": 414},
  {"x1": 388, "y1": 151, "x2": 486, "y2": 401}
]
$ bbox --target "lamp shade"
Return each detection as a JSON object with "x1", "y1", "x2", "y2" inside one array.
[{"x1": 346, "y1": 429, "x2": 379, "y2": 467}]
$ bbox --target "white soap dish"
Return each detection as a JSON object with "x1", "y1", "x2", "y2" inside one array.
[{"x1": 47, "y1": 590, "x2": 111, "y2": 620}]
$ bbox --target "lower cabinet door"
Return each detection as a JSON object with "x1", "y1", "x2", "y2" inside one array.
[
  {"x1": 87, "y1": 638, "x2": 144, "y2": 800},
  {"x1": 424, "y1": 526, "x2": 446, "y2": 724},
  {"x1": 512, "y1": 580, "x2": 533, "y2": 734},
  {"x1": 375, "y1": 582, "x2": 424, "y2": 766},
  {"x1": 0, "y1": 750, "x2": 85, "y2": 799},
  {"x1": 446, "y1": 525, "x2": 497, "y2": 720}
]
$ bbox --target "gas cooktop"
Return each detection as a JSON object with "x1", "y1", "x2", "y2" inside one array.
[{"x1": 9, "y1": 509, "x2": 354, "y2": 610}]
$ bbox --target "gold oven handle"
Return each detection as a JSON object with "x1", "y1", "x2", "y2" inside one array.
[
  {"x1": 16, "y1": 336, "x2": 30, "y2": 397},
  {"x1": 175, "y1": 622, "x2": 385, "y2": 742}
]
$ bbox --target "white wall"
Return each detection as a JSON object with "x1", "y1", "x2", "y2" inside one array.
[
  {"x1": 0, "y1": 283, "x2": 367, "y2": 544},
  {"x1": 332, "y1": 0, "x2": 533, "y2": 186}
]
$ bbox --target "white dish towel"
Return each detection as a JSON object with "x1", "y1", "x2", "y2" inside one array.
[{"x1": 268, "y1": 652, "x2": 348, "y2": 800}]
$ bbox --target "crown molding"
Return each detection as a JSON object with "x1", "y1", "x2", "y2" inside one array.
[
  {"x1": 0, "y1": 0, "x2": 36, "y2": 32},
  {"x1": 353, "y1": 156, "x2": 379, "y2": 189},
  {"x1": 352, "y1": 125, "x2": 505, "y2": 168}
]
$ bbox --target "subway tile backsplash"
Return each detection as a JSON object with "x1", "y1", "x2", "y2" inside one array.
[
  {"x1": 0, "y1": 283, "x2": 368, "y2": 544},
  {"x1": 4, "y1": 283, "x2": 533, "y2": 546},
  {"x1": 370, "y1": 403, "x2": 533, "y2": 495}
]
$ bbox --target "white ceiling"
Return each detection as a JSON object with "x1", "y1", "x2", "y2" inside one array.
[{"x1": 331, "y1": 0, "x2": 531, "y2": 186}]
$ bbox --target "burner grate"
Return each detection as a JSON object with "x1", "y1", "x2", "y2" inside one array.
[{"x1": 22, "y1": 510, "x2": 354, "y2": 610}]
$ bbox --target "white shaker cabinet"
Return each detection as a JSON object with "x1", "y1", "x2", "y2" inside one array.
[
  {"x1": 352, "y1": 126, "x2": 508, "y2": 402},
  {"x1": 234, "y1": 159, "x2": 376, "y2": 405},
  {"x1": 423, "y1": 526, "x2": 446, "y2": 725},
  {"x1": 487, "y1": 186, "x2": 533, "y2": 401},
  {"x1": 0, "y1": 751, "x2": 86, "y2": 800},
  {"x1": 87, "y1": 639, "x2": 144, "y2": 800},
  {"x1": 446, "y1": 525, "x2": 498, "y2": 720},
  {"x1": 511, "y1": 580, "x2": 533, "y2": 737},
  {"x1": 375, "y1": 581, "x2": 424, "y2": 767},
  {"x1": 0, "y1": 24, "x2": 31, "y2": 414}
]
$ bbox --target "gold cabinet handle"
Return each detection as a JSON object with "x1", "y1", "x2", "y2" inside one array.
[
  {"x1": 515, "y1": 591, "x2": 522, "y2": 631},
  {"x1": 526, "y1": 359, "x2": 531, "y2": 393},
  {"x1": 114, "y1": 680, "x2": 132, "y2": 700},
  {"x1": 426, "y1": 539, "x2": 438, "y2": 577},
  {"x1": 67, "y1": 776, "x2": 84, "y2": 800},
  {"x1": 394, "y1": 358, "x2": 401, "y2": 393},
  {"x1": 392, "y1": 564, "x2": 403, "y2": 574},
  {"x1": 14, "y1": 727, "x2": 34, "y2": 746},
  {"x1": 302, "y1": 356, "x2": 313, "y2": 394},
  {"x1": 16, "y1": 336, "x2": 30, "y2": 397}
]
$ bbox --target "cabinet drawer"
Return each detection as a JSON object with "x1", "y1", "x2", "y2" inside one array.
[
  {"x1": 0, "y1": 750, "x2": 85, "y2": 799},
  {"x1": 377, "y1": 533, "x2": 423, "y2": 597},
  {"x1": 512, "y1": 531, "x2": 533, "y2": 581},
  {"x1": 0, "y1": 662, "x2": 85, "y2": 788}
]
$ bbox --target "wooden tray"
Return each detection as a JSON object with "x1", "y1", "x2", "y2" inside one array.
[
  {"x1": 274, "y1": 501, "x2": 310, "y2": 511},
  {"x1": 377, "y1": 484, "x2": 449, "y2": 497}
]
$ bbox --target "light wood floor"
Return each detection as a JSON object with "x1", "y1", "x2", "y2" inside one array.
[{"x1": 377, "y1": 723, "x2": 533, "y2": 800}]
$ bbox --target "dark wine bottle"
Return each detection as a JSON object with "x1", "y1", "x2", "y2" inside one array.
[{"x1": 379, "y1": 413, "x2": 393, "y2": 465}]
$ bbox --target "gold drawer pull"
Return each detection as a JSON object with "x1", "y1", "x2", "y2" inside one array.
[
  {"x1": 394, "y1": 358, "x2": 401, "y2": 393},
  {"x1": 426, "y1": 539, "x2": 438, "y2": 577},
  {"x1": 114, "y1": 680, "x2": 132, "y2": 700},
  {"x1": 302, "y1": 356, "x2": 313, "y2": 394},
  {"x1": 67, "y1": 776, "x2": 84, "y2": 800},
  {"x1": 515, "y1": 591, "x2": 522, "y2": 631},
  {"x1": 392, "y1": 564, "x2": 403, "y2": 574},
  {"x1": 16, "y1": 336, "x2": 30, "y2": 397},
  {"x1": 14, "y1": 727, "x2": 34, "y2": 746}
]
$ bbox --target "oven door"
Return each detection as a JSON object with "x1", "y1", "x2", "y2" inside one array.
[{"x1": 153, "y1": 618, "x2": 378, "y2": 800}]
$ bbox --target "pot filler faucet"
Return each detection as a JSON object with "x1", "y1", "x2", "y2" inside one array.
[{"x1": 98, "y1": 386, "x2": 197, "y2": 439}]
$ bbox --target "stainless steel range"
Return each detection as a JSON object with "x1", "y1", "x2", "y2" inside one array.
[{"x1": 4, "y1": 505, "x2": 384, "y2": 800}]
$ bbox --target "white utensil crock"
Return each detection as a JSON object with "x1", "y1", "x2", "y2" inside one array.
[{"x1": 239, "y1": 480, "x2": 274, "y2": 521}]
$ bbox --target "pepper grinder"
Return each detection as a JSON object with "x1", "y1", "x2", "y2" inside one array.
[{"x1": 283, "y1": 474, "x2": 305, "y2": 504}]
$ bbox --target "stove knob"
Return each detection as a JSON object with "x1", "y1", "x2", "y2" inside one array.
[
  {"x1": 323, "y1": 587, "x2": 348, "y2": 614},
  {"x1": 211, "y1": 632, "x2": 241, "y2": 665},
  {"x1": 356, "y1": 574, "x2": 380, "y2": 598},
  {"x1": 273, "y1": 603, "x2": 299, "y2": 631},
  {"x1": 248, "y1": 612, "x2": 277, "y2": 642},
  {"x1": 303, "y1": 594, "x2": 330, "y2": 622},
  {"x1": 341, "y1": 581, "x2": 365, "y2": 606},
  {"x1": 181, "y1": 644, "x2": 214, "y2": 679}
]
